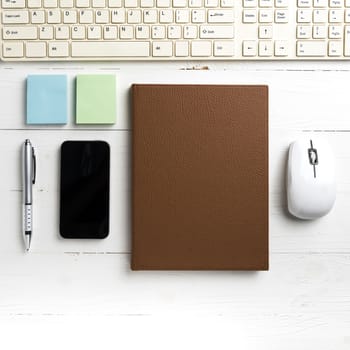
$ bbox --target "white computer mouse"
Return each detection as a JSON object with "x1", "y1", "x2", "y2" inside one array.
[{"x1": 287, "y1": 136, "x2": 336, "y2": 220}]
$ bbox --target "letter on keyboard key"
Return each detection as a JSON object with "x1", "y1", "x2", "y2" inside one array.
[
  {"x1": 71, "y1": 41, "x2": 150, "y2": 57},
  {"x1": 152, "y1": 41, "x2": 173, "y2": 56},
  {"x1": 191, "y1": 40, "x2": 211, "y2": 56},
  {"x1": 297, "y1": 41, "x2": 326, "y2": 56},
  {"x1": 214, "y1": 40, "x2": 234, "y2": 56},
  {"x1": 3, "y1": 26, "x2": 37, "y2": 39},
  {"x1": 2, "y1": 42, "x2": 23, "y2": 57}
]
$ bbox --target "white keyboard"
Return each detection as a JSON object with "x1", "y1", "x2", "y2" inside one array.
[{"x1": 2, "y1": 0, "x2": 350, "y2": 60}]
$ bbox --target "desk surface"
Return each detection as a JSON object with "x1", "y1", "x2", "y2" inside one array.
[{"x1": 0, "y1": 62, "x2": 350, "y2": 349}]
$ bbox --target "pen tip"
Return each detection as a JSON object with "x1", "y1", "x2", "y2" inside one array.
[{"x1": 24, "y1": 234, "x2": 31, "y2": 252}]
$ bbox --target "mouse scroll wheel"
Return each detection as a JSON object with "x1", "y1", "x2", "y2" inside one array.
[{"x1": 308, "y1": 149, "x2": 318, "y2": 165}]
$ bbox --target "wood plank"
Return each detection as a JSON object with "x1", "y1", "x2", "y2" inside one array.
[
  {"x1": 0, "y1": 252, "x2": 349, "y2": 341},
  {"x1": 1, "y1": 68, "x2": 350, "y2": 131}
]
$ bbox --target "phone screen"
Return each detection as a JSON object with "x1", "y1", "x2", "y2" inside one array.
[{"x1": 60, "y1": 141, "x2": 110, "y2": 239}]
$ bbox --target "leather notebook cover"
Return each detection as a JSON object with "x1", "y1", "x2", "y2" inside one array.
[{"x1": 132, "y1": 84, "x2": 269, "y2": 270}]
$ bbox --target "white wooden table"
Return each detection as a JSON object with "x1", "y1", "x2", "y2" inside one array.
[{"x1": 1, "y1": 61, "x2": 350, "y2": 349}]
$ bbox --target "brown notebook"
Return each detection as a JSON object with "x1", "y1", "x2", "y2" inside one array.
[{"x1": 132, "y1": 84, "x2": 269, "y2": 270}]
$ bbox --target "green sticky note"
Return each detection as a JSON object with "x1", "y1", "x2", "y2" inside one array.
[{"x1": 76, "y1": 74, "x2": 116, "y2": 124}]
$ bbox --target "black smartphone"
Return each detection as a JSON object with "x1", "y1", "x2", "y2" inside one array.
[{"x1": 59, "y1": 141, "x2": 110, "y2": 239}]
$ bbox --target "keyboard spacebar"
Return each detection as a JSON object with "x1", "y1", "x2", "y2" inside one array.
[{"x1": 71, "y1": 41, "x2": 150, "y2": 57}]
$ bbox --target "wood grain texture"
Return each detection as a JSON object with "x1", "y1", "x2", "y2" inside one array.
[{"x1": 0, "y1": 65, "x2": 350, "y2": 348}]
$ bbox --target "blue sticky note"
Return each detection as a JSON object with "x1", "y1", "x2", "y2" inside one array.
[{"x1": 26, "y1": 75, "x2": 68, "y2": 124}]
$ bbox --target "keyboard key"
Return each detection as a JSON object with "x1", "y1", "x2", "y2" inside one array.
[
  {"x1": 329, "y1": 25, "x2": 342, "y2": 39},
  {"x1": 2, "y1": 42, "x2": 23, "y2": 57},
  {"x1": 213, "y1": 40, "x2": 234, "y2": 56},
  {"x1": 243, "y1": 9, "x2": 257, "y2": 23},
  {"x1": 39, "y1": 25, "x2": 53, "y2": 39},
  {"x1": 297, "y1": 0, "x2": 311, "y2": 6},
  {"x1": 159, "y1": 9, "x2": 173, "y2": 22},
  {"x1": 127, "y1": 9, "x2": 142, "y2": 23},
  {"x1": 76, "y1": 0, "x2": 90, "y2": 6},
  {"x1": 135, "y1": 24, "x2": 149, "y2": 38},
  {"x1": 184, "y1": 25, "x2": 197, "y2": 38},
  {"x1": 48, "y1": 41, "x2": 69, "y2": 56},
  {"x1": 87, "y1": 25, "x2": 102, "y2": 38},
  {"x1": 3, "y1": 26, "x2": 37, "y2": 39},
  {"x1": 2, "y1": 10, "x2": 29, "y2": 23},
  {"x1": 204, "y1": 0, "x2": 217, "y2": 7},
  {"x1": 2, "y1": 0, "x2": 25, "y2": 8},
  {"x1": 120, "y1": 24, "x2": 134, "y2": 38},
  {"x1": 200, "y1": 25, "x2": 234, "y2": 38},
  {"x1": 297, "y1": 25, "x2": 312, "y2": 38},
  {"x1": 259, "y1": 25, "x2": 273, "y2": 38},
  {"x1": 274, "y1": 40, "x2": 288, "y2": 56},
  {"x1": 152, "y1": 25, "x2": 166, "y2": 38},
  {"x1": 27, "y1": 0, "x2": 41, "y2": 7},
  {"x1": 329, "y1": 9, "x2": 343, "y2": 23},
  {"x1": 108, "y1": 0, "x2": 122, "y2": 6},
  {"x1": 31, "y1": 10, "x2": 45, "y2": 24},
  {"x1": 243, "y1": 0, "x2": 257, "y2": 7},
  {"x1": 168, "y1": 24, "x2": 181, "y2": 38},
  {"x1": 63, "y1": 10, "x2": 77, "y2": 23},
  {"x1": 55, "y1": 25, "x2": 70, "y2": 38},
  {"x1": 173, "y1": 0, "x2": 187, "y2": 7},
  {"x1": 297, "y1": 40, "x2": 327, "y2": 56},
  {"x1": 275, "y1": 0, "x2": 287, "y2": 7},
  {"x1": 259, "y1": 40, "x2": 273, "y2": 56},
  {"x1": 92, "y1": 0, "x2": 105, "y2": 6},
  {"x1": 313, "y1": 25, "x2": 326, "y2": 38},
  {"x1": 221, "y1": 0, "x2": 233, "y2": 7},
  {"x1": 345, "y1": 26, "x2": 350, "y2": 56},
  {"x1": 175, "y1": 40, "x2": 189, "y2": 56},
  {"x1": 208, "y1": 9, "x2": 234, "y2": 23},
  {"x1": 259, "y1": 0, "x2": 272, "y2": 7},
  {"x1": 143, "y1": 9, "x2": 157, "y2": 22},
  {"x1": 111, "y1": 9, "x2": 125, "y2": 23},
  {"x1": 192, "y1": 9, "x2": 205, "y2": 22},
  {"x1": 47, "y1": 9, "x2": 61, "y2": 23},
  {"x1": 103, "y1": 25, "x2": 118, "y2": 39},
  {"x1": 43, "y1": 0, "x2": 57, "y2": 7},
  {"x1": 71, "y1": 41, "x2": 150, "y2": 56},
  {"x1": 328, "y1": 40, "x2": 342, "y2": 56},
  {"x1": 175, "y1": 9, "x2": 189, "y2": 22},
  {"x1": 140, "y1": 0, "x2": 154, "y2": 6},
  {"x1": 259, "y1": 9, "x2": 273, "y2": 23},
  {"x1": 297, "y1": 9, "x2": 312, "y2": 23},
  {"x1": 72, "y1": 25, "x2": 86, "y2": 38},
  {"x1": 26, "y1": 41, "x2": 46, "y2": 57},
  {"x1": 313, "y1": 0, "x2": 327, "y2": 7},
  {"x1": 243, "y1": 40, "x2": 257, "y2": 56},
  {"x1": 152, "y1": 41, "x2": 172, "y2": 56},
  {"x1": 96, "y1": 9, "x2": 110, "y2": 23},
  {"x1": 313, "y1": 9, "x2": 327, "y2": 23},
  {"x1": 191, "y1": 40, "x2": 211, "y2": 56},
  {"x1": 189, "y1": 0, "x2": 202, "y2": 6}
]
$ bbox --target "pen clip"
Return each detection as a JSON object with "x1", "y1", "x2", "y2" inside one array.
[{"x1": 32, "y1": 147, "x2": 36, "y2": 184}]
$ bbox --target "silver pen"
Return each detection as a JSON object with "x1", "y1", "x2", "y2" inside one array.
[{"x1": 22, "y1": 139, "x2": 36, "y2": 252}]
